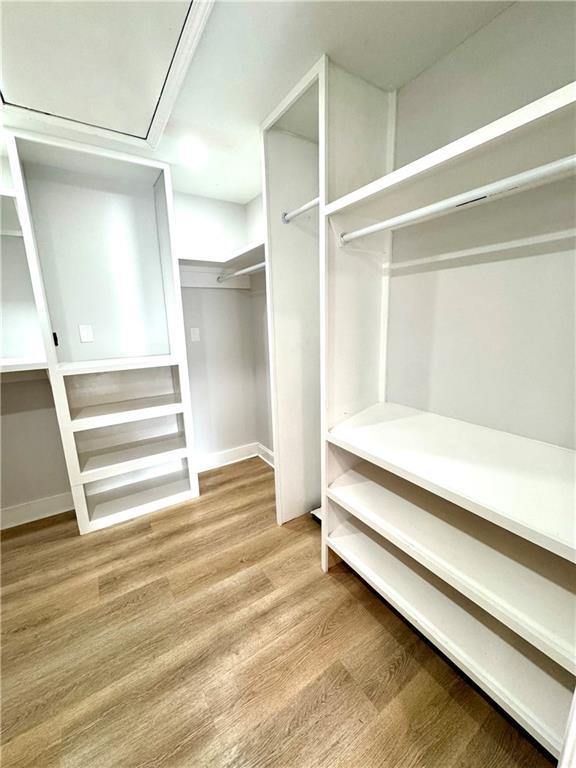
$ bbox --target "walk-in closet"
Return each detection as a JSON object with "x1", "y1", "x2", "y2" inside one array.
[{"x1": 1, "y1": 2, "x2": 575, "y2": 766}]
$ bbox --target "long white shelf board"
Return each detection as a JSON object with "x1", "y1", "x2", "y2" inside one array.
[
  {"x1": 57, "y1": 355, "x2": 178, "y2": 376},
  {"x1": 325, "y1": 81, "x2": 576, "y2": 217},
  {"x1": 86, "y1": 468, "x2": 191, "y2": 524},
  {"x1": 328, "y1": 402, "x2": 575, "y2": 562},
  {"x1": 0, "y1": 358, "x2": 48, "y2": 373},
  {"x1": 328, "y1": 465, "x2": 576, "y2": 672},
  {"x1": 327, "y1": 519, "x2": 574, "y2": 757},
  {"x1": 70, "y1": 394, "x2": 184, "y2": 432},
  {"x1": 179, "y1": 239, "x2": 265, "y2": 266},
  {"x1": 79, "y1": 433, "x2": 188, "y2": 483}
]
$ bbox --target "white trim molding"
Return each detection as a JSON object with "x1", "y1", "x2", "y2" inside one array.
[
  {"x1": 1, "y1": 491, "x2": 74, "y2": 529},
  {"x1": 196, "y1": 442, "x2": 275, "y2": 472}
]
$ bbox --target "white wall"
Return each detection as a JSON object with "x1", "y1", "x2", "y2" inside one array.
[
  {"x1": 387, "y1": 2, "x2": 576, "y2": 450},
  {"x1": 25, "y1": 165, "x2": 170, "y2": 362},
  {"x1": 395, "y1": 2, "x2": 576, "y2": 168},
  {"x1": 176, "y1": 191, "x2": 271, "y2": 466},
  {"x1": 1, "y1": 373, "x2": 71, "y2": 515},
  {"x1": 181, "y1": 286, "x2": 257, "y2": 456},
  {"x1": 246, "y1": 195, "x2": 265, "y2": 243},
  {"x1": 1, "y1": 234, "x2": 44, "y2": 360},
  {"x1": 173, "y1": 193, "x2": 248, "y2": 262}
]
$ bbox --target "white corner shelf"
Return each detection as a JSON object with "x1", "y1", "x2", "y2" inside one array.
[
  {"x1": 328, "y1": 464, "x2": 575, "y2": 672},
  {"x1": 56, "y1": 355, "x2": 178, "y2": 376},
  {"x1": 327, "y1": 518, "x2": 574, "y2": 758},
  {"x1": 0, "y1": 358, "x2": 48, "y2": 373},
  {"x1": 85, "y1": 468, "x2": 192, "y2": 530},
  {"x1": 70, "y1": 394, "x2": 184, "y2": 432},
  {"x1": 325, "y1": 81, "x2": 576, "y2": 216},
  {"x1": 328, "y1": 402, "x2": 575, "y2": 563},
  {"x1": 78, "y1": 433, "x2": 188, "y2": 483}
]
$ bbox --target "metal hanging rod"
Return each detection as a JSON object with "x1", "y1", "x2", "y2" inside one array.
[
  {"x1": 340, "y1": 155, "x2": 576, "y2": 246},
  {"x1": 282, "y1": 196, "x2": 320, "y2": 223},
  {"x1": 217, "y1": 261, "x2": 266, "y2": 283}
]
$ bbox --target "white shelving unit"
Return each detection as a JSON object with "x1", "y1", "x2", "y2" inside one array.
[
  {"x1": 328, "y1": 461, "x2": 575, "y2": 672},
  {"x1": 327, "y1": 517, "x2": 574, "y2": 757},
  {"x1": 4, "y1": 130, "x2": 199, "y2": 534},
  {"x1": 319, "y1": 59, "x2": 576, "y2": 758},
  {"x1": 328, "y1": 402, "x2": 575, "y2": 563}
]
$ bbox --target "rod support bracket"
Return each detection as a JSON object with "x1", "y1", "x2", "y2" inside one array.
[{"x1": 281, "y1": 212, "x2": 289, "y2": 224}]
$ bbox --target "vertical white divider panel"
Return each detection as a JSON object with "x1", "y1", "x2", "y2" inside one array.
[
  {"x1": 321, "y1": 63, "x2": 395, "y2": 570},
  {"x1": 153, "y1": 171, "x2": 199, "y2": 497},
  {"x1": 5, "y1": 134, "x2": 91, "y2": 531},
  {"x1": 262, "y1": 58, "x2": 325, "y2": 524}
]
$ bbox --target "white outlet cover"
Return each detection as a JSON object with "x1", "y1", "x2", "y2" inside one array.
[
  {"x1": 79, "y1": 324, "x2": 94, "y2": 343},
  {"x1": 190, "y1": 327, "x2": 200, "y2": 343}
]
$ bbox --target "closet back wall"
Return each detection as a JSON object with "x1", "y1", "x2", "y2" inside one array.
[
  {"x1": 387, "y1": 0, "x2": 576, "y2": 449},
  {"x1": 24, "y1": 164, "x2": 169, "y2": 362}
]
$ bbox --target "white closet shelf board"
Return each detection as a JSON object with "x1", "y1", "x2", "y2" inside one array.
[
  {"x1": 79, "y1": 433, "x2": 188, "y2": 483},
  {"x1": 325, "y1": 82, "x2": 576, "y2": 217},
  {"x1": 328, "y1": 465, "x2": 576, "y2": 672},
  {"x1": 0, "y1": 358, "x2": 48, "y2": 373},
  {"x1": 327, "y1": 518, "x2": 574, "y2": 757},
  {"x1": 328, "y1": 402, "x2": 575, "y2": 562},
  {"x1": 57, "y1": 356, "x2": 179, "y2": 376},
  {"x1": 70, "y1": 394, "x2": 184, "y2": 432},
  {"x1": 179, "y1": 239, "x2": 265, "y2": 268},
  {"x1": 85, "y1": 469, "x2": 192, "y2": 530}
]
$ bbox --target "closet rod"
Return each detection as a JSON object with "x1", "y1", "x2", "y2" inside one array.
[
  {"x1": 282, "y1": 196, "x2": 320, "y2": 223},
  {"x1": 217, "y1": 261, "x2": 266, "y2": 283},
  {"x1": 340, "y1": 155, "x2": 576, "y2": 245}
]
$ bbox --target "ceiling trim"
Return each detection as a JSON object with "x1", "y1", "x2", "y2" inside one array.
[{"x1": 0, "y1": 0, "x2": 214, "y2": 150}]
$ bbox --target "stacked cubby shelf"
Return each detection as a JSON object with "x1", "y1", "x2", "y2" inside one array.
[
  {"x1": 3, "y1": 131, "x2": 199, "y2": 534},
  {"x1": 320, "y1": 69, "x2": 576, "y2": 759}
]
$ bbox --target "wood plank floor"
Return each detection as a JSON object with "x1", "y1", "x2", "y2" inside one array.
[{"x1": 1, "y1": 457, "x2": 555, "y2": 767}]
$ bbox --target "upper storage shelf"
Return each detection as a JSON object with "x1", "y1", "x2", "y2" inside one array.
[
  {"x1": 328, "y1": 402, "x2": 575, "y2": 563},
  {"x1": 326, "y1": 82, "x2": 576, "y2": 221}
]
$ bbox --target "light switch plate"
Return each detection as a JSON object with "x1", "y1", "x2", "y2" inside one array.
[
  {"x1": 79, "y1": 324, "x2": 94, "y2": 343},
  {"x1": 190, "y1": 327, "x2": 200, "y2": 343}
]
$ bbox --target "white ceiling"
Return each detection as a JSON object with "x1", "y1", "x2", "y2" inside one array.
[
  {"x1": 159, "y1": 0, "x2": 511, "y2": 202},
  {"x1": 1, "y1": 1, "x2": 192, "y2": 139},
  {"x1": 1, "y1": 1, "x2": 512, "y2": 203}
]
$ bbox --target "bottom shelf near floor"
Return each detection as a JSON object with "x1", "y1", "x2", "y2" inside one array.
[
  {"x1": 85, "y1": 464, "x2": 193, "y2": 529},
  {"x1": 327, "y1": 516, "x2": 574, "y2": 757}
]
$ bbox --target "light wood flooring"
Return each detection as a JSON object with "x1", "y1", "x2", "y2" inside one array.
[{"x1": 1, "y1": 457, "x2": 555, "y2": 767}]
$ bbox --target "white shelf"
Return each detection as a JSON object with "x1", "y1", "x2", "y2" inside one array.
[
  {"x1": 328, "y1": 402, "x2": 575, "y2": 562},
  {"x1": 70, "y1": 394, "x2": 184, "y2": 432},
  {"x1": 327, "y1": 518, "x2": 574, "y2": 757},
  {"x1": 179, "y1": 239, "x2": 265, "y2": 265},
  {"x1": 0, "y1": 358, "x2": 48, "y2": 373},
  {"x1": 79, "y1": 433, "x2": 188, "y2": 483},
  {"x1": 328, "y1": 464, "x2": 576, "y2": 672},
  {"x1": 326, "y1": 81, "x2": 576, "y2": 216},
  {"x1": 85, "y1": 468, "x2": 192, "y2": 529},
  {"x1": 57, "y1": 355, "x2": 178, "y2": 376}
]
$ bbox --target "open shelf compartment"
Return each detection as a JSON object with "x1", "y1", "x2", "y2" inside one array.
[
  {"x1": 75, "y1": 413, "x2": 187, "y2": 483},
  {"x1": 84, "y1": 458, "x2": 192, "y2": 529},
  {"x1": 328, "y1": 402, "x2": 575, "y2": 562},
  {"x1": 326, "y1": 512, "x2": 575, "y2": 758},
  {"x1": 66, "y1": 365, "x2": 183, "y2": 431},
  {"x1": 327, "y1": 456, "x2": 576, "y2": 672}
]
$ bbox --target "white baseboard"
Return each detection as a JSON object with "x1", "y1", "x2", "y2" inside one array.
[
  {"x1": 196, "y1": 442, "x2": 259, "y2": 472},
  {"x1": 1, "y1": 491, "x2": 74, "y2": 530},
  {"x1": 196, "y1": 442, "x2": 275, "y2": 472},
  {"x1": 257, "y1": 443, "x2": 274, "y2": 467}
]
